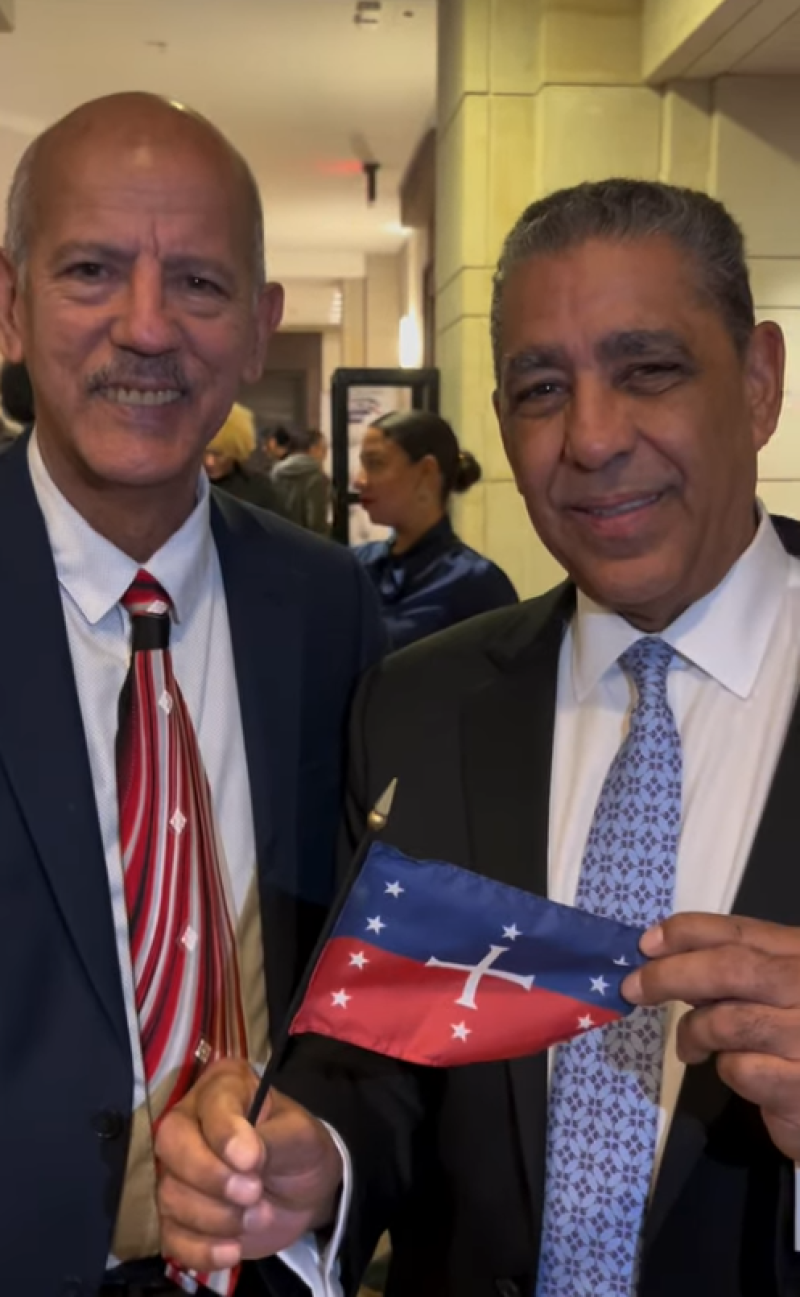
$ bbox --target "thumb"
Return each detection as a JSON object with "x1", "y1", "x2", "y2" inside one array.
[{"x1": 257, "y1": 1089, "x2": 336, "y2": 1178}]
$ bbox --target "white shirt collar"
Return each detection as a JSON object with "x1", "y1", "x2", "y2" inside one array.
[
  {"x1": 28, "y1": 430, "x2": 213, "y2": 626},
  {"x1": 572, "y1": 505, "x2": 791, "y2": 702}
]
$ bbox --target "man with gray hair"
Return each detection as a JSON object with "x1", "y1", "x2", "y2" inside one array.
[
  {"x1": 159, "y1": 179, "x2": 800, "y2": 1297},
  {"x1": 0, "y1": 91, "x2": 384, "y2": 1295}
]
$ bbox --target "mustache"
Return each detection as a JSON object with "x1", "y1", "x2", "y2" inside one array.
[{"x1": 86, "y1": 358, "x2": 188, "y2": 393}]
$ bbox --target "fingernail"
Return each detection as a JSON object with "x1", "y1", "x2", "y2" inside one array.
[
  {"x1": 622, "y1": 970, "x2": 643, "y2": 1004},
  {"x1": 243, "y1": 1203, "x2": 269, "y2": 1232},
  {"x1": 225, "y1": 1131, "x2": 258, "y2": 1172},
  {"x1": 211, "y1": 1243, "x2": 242, "y2": 1268},
  {"x1": 226, "y1": 1173, "x2": 262, "y2": 1205},
  {"x1": 640, "y1": 924, "x2": 664, "y2": 956}
]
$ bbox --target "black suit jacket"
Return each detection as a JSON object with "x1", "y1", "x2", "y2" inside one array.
[
  {"x1": 0, "y1": 436, "x2": 384, "y2": 1295},
  {"x1": 279, "y1": 518, "x2": 800, "y2": 1297}
]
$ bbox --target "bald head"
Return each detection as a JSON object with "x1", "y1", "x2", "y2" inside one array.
[{"x1": 5, "y1": 92, "x2": 265, "y2": 286}]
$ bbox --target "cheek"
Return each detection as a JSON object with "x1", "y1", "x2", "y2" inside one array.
[{"x1": 504, "y1": 427, "x2": 560, "y2": 502}]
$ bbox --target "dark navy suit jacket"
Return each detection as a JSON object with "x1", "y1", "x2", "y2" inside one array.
[
  {"x1": 280, "y1": 515, "x2": 800, "y2": 1297},
  {"x1": 0, "y1": 435, "x2": 383, "y2": 1295}
]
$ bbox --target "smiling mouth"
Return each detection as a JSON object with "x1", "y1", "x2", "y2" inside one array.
[
  {"x1": 573, "y1": 492, "x2": 664, "y2": 519},
  {"x1": 100, "y1": 387, "x2": 183, "y2": 408}
]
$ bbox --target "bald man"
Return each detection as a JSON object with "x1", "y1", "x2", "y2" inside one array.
[{"x1": 0, "y1": 94, "x2": 382, "y2": 1296}]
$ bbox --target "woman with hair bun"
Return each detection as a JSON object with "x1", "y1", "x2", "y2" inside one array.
[{"x1": 354, "y1": 409, "x2": 517, "y2": 649}]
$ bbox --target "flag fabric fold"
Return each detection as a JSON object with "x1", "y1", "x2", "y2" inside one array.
[{"x1": 290, "y1": 843, "x2": 647, "y2": 1067}]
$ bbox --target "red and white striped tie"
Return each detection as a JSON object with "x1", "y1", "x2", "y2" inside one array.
[{"x1": 116, "y1": 569, "x2": 247, "y2": 1295}]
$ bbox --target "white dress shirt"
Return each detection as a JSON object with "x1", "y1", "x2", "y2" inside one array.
[
  {"x1": 28, "y1": 434, "x2": 347, "y2": 1295},
  {"x1": 550, "y1": 507, "x2": 800, "y2": 1176}
]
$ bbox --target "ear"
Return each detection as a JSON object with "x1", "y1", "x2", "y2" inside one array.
[
  {"x1": 744, "y1": 321, "x2": 785, "y2": 453},
  {"x1": 417, "y1": 452, "x2": 441, "y2": 490},
  {"x1": 0, "y1": 252, "x2": 25, "y2": 363},
  {"x1": 242, "y1": 281, "x2": 284, "y2": 384}
]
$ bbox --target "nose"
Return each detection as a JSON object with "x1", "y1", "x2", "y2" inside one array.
[
  {"x1": 564, "y1": 376, "x2": 636, "y2": 471},
  {"x1": 109, "y1": 257, "x2": 181, "y2": 355},
  {"x1": 354, "y1": 466, "x2": 367, "y2": 493}
]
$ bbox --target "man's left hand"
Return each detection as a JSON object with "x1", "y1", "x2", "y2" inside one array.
[{"x1": 623, "y1": 913, "x2": 800, "y2": 1161}]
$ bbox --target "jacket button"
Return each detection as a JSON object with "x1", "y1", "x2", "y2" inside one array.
[
  {"x1": 92, "y1": 1108, "x2": 125, "y2": 1140},
  {"x1": 61, "y1": 1279, "x2": 83, "y2": 1297},
  {"x1": 494, "y1": 1283, "x2": 520, "y2": 1297}
]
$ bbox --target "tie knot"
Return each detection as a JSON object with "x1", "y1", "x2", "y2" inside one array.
[
  {"x1": 121, "y1": 569, "x2": 171, "y2": 619},
  {"x1": 619, "y1": 635, "x2": 674, "y2": 702},
  {"x1": 121, "y1": 570, "x2": 172, "y2": 651}
]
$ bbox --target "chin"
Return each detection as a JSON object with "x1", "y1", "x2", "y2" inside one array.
[
  {"x1": 573, "y1": 555, "x2": 684, "y2": 624},
  {"x1": 81, "y1": 442, "x2": 200, "y2": 490}
]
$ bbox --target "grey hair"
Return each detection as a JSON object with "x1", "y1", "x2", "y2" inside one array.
[
  {"x1": 4, "y1": 134, "x2": 37, "y2": 275},
  {"x1": 491, "y1": 178, "x2": 755, "y2": 383},
  {"x1": 4, "y1": 119, "x2": 267, "y2": 290}
]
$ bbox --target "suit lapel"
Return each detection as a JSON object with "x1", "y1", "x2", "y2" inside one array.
[
  {"x1": 647, "y1": 686, "x2": 800, "y2": 1245},
  {"x1": 0, "y1": 441, "x2": 127, "y2": 1043},
  {"x1": 211, "y1": 495, "x2": 303, "y2": 1022},
  {"x1": 462, "y1": 584, "x2": 573, "y2": 1247}
]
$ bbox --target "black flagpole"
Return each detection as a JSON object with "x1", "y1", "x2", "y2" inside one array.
[{"x1": 247, "y1": 778, "x2": 397, "y2": 1124}]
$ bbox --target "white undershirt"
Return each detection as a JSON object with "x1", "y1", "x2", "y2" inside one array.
[{"x1": 550, "y1": 507, "x2": 800, "y2": 1170}]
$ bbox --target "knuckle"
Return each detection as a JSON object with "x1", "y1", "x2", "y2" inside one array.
[
  {"x1": 156, "y1": 1176, "x2": 181, "y2": 1218},
  {"x1": 765, "y1": 956, "x2": 800, "y2": 1006}
]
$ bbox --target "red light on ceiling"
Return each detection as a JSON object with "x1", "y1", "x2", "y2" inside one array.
[{"x1": 315, "y1": 159, "x2": 364, "y2": 177}]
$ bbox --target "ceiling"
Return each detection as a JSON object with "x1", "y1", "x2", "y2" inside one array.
[
  {"x1": 733, "y1": 8, "x2": 800, "y2": 72},
  {"x1": 0, "y1": 0, "x2": 437, "y2": 293}
]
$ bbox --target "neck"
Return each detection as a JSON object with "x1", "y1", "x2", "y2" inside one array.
[
  {"x1": 391, "y1": 507, "x2": 446, "y2": 556},
  {"x1": 38, "y1": 442, "x2": 199, "y2": 563}
]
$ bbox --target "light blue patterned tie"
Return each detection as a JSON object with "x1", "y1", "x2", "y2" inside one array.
[{"x1": 535, "y1": 636, "x2": 682, "y2": 1297}]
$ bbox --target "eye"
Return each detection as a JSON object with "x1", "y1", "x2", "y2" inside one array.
[
  {"x1": 185, "y1": 275, "x2": 225, "y2": 296},
  {"x1": 623, "y1": 362, "x2": 684, "y2": 385},
  {"x1": 65, "y1": 261, "x2": 108, "y2": 281},
  {"x1": 512, "y1": 379, "x2": 567, "y2": 407}
]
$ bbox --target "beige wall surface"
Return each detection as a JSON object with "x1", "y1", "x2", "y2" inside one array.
[{"x1": 437, "y1": 0, "x2": 800, "y2": 598}]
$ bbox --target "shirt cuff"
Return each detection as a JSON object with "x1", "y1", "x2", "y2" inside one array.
[{"x1": 276, "y1": 1122, "x2": 353, "y2": 1296}]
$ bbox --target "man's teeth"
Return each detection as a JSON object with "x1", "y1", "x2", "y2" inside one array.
[
  {"x1": 587, "y1": 494, "x2": 660, "y2": 518},
  {"x1": 104, "y1": 387, "x2": 182, "y2": 407}
]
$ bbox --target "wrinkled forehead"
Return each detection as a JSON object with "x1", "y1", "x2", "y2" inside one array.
[
  {"x1": 498, "y1": 237, "x2": 713, "y2": 359},
  {"x1": 28, "y1": 127, "x2": 253, "y2": 259}
]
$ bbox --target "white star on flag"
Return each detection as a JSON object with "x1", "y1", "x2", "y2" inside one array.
[
  {"x1": 385, "y1": 881, "x2": 404, "y2": 898},
  {"x1": 502, "y1": 924, "x2": 522, "y2": 941},
  {"x1": 349, "y1": 951, "x2": 369, "y2": 969},
  {"x1": 331, "y1": 989, "x2": 351, "y2": 1008},
  {"x1": 366, "y1": 916, "x2": 385, "y2": 934},
  {"x1": 451, "y1": 1022, "x2": 471, "y2": 1041},
  {"x1": 613, "y1": 955, "x2": 630, "y2": 966},
  {"x1": 590, "y1": 976, "x2": 610, "y2": 996},
  {"x1": 577, "y1": 1014, "x2": 595, "y2": 1031}
]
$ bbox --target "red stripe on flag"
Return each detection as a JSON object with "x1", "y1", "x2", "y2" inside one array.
[{"x1": 290, "y1": 937, "x2": 620, "y2": 1066}]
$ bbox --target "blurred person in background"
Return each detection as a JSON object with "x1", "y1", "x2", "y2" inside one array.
[
  {"x1": 271, "y1": 426, "x2": 331, "y2": 536},
  {"x1": 355, "y1": 409, "x2": 518, "y2": 648},
  {"x1": 246, "y1": 422, "x2": 290, "y2": 478},
  {"x1": 204, "y1": 401, "x2": 284, "y2": 513},
  {"x1": 0, "y1": 357, "x2": 34, "y2": 450},
  {"x1": 266, "y1": 424, "x2": 291, "y2": 467}
]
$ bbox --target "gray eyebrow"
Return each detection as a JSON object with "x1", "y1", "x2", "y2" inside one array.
[
  {"x1": 503, "y1": 346, "x2": 570, "y2": 379},
  {"x1": 594, "y1": 329, "x2": 695, "y2": 364}
]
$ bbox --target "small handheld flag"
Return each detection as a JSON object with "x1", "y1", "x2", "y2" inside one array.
[
  {"x1": 246, "y1": 780, "x2": 398, "y2": 1124},
  {"x1": 289, "y1": 843, "x2": 646, "y2": 1066}
]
